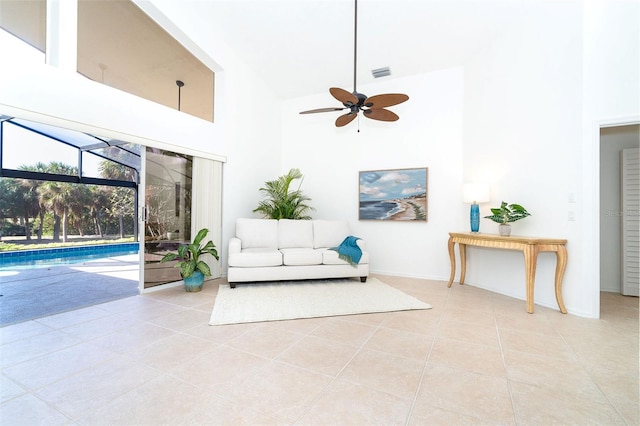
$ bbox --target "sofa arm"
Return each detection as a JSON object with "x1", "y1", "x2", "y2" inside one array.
[
  {"x1": 229, "y1": 237, "x2": 242, "y2": 254},
  {"x1": 356, "y1": 238, "x2": 366, "y2": 251}
]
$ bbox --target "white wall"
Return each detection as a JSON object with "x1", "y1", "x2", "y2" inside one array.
[
  {"x1": 599, "y1": 125, "x2": 640, "y2": 293},
  {"x1": 281, "y1": 68, "x2": 464, "y2": 280},
  {"x1": 462, "y1": 2, "x2": 585, "y2": 314},
  {"x1": 582, "y1": 0, "x2": 640, "y2": 315}
]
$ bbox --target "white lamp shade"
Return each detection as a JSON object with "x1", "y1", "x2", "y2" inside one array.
[{"x1": 463, "y1": 183, "x2": 490, "y2": 204}]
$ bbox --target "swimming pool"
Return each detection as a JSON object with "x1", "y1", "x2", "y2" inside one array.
[{"x1": 0, "y1": 243, "x2": 139, "y2": 270}]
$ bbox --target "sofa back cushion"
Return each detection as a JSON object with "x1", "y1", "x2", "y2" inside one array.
[
  {"x1": 278, "y1": 219, "x2": 313, "y2": 249},
  {"x1": 313, "y1": 220, "x2": 350, "y2": 248},
  {"x1": 236, "y1": 218, "x2": 278, "y2": 249}
]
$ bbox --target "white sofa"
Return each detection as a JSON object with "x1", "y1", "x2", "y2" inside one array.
[{"x1": 227, "y1": 218, "x2": 369, "y2": 287}]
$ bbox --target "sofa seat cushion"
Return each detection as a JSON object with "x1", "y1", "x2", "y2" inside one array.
[
  {"x1": 278, "y1": 219, "x2": 314, "y2": 248},
  {"x1": 228, "y1": 248, "x2": 282, "y2": 267},
  {"x1": 321, "y1": 249, "x2": 370, "y2": 265},
  {"x1": 280, "y1": 248, "x2": 323, "y2": 266}
]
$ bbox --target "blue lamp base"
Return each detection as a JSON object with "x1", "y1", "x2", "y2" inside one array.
[{"x1": 470, "y1": 203, "x2": 480, "y2": 232}]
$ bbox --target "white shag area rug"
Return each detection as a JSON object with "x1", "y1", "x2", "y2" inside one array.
[{"x1": 209, "y1": 277, "x2": 431, "y2": 326}]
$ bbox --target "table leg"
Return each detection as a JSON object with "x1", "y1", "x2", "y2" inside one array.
[
  {"x1": 523, "y1": 244, "x2": 539, "y2": 313},
  {"x1": 447, "y1": 237, "x2": 456, "y2": 287},
  {"x1": 554, "y1": 245, "x2": 568, "y2": 314},
  {"x1": 459, "y1": 244, "x2": 467, "y2": 285}
]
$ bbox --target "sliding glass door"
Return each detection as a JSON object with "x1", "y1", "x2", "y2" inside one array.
[{"x1": 142, "y1": 147, "x2": 193, "y2": 289}]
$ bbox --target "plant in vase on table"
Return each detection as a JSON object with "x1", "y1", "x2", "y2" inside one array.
[
  {"x1": 484, "y1": 201, "x2": 531, "y2": 236},
  {"x1": 160, "y1": 228, "x2": 219, "y2": 292}
]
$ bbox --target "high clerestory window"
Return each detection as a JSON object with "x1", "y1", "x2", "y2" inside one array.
[
  {"x1": 0, "y1": 0, "x2": 214, "y2": 122},
  {"x1": 77, "y1": 0, "x2": 215, "y2": 122}
]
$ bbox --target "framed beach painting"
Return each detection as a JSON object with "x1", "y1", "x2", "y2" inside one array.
[{"x1": 359, "y1": 167, "x2": 428, "y2": 221}]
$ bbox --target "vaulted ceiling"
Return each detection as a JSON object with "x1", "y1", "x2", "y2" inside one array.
[{"x1": 193, "y1": 0, "x2": 540, "y2": 99}]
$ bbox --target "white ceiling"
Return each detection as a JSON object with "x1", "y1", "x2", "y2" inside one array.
[{"x1": 193, "y1": 0, "x2": 540, "y2": 99}]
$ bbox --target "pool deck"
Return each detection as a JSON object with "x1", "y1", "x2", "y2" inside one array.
[{"x1": 0, "y1": 255, "x2": 139, "y2": 327}]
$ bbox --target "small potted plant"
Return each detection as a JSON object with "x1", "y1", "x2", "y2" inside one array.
[
  {"x1": 160, "y1": 228, "x2": 219, "y2": 292},
  {"x1": 484, "y1": 201, "x2": 531, "y2": 236}
]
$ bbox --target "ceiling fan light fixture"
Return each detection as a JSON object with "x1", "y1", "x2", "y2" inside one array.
[
  {"x1": 371, "y1": 66, "x2": 391, "y2": 78},
  {"x1": 298, "y1": 0, "x2": 408, "y2": 128}
]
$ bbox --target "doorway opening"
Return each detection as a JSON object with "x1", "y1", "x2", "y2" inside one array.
[{"x1": 599, "y1": 123, "x2": 639, "y2": 299}]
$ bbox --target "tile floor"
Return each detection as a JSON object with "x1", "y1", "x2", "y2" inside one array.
[{"x1": 0, "y1": 275, "x2": 638, "y2": 425}]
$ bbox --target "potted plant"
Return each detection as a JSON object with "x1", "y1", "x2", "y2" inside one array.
[
  {"x1": 160, "y1": 228, "x2": 219, "y2": 292},
  {"x1": 484, "y1": 201, "x2": 531, "y2": 236},
  {"x1": 253, "y1": 168, "x2": 315, "y2": 219}
]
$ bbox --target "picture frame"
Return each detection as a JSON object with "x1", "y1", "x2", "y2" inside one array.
[{"x1": 359, "y1": 167, "x2": 428, "y2": 221}]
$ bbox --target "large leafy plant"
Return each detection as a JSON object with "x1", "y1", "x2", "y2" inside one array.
[
  {"x1": 484, "y1": 201, "x2": 531, "y2": 224},
  {"x1": 160, "y1": 228, "x2": 219, "y2": 278},
  {"x1": 253, "y1": 168, "x2": 314, "y2": 219}
]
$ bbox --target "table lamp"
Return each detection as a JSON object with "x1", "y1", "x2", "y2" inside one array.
[{"x1": 463, "y1": 183, "x2": 490, "y2": 232}]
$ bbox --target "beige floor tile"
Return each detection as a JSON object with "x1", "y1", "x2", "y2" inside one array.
[
  {"x1": 310, "y1": 317, "x2": 377, "y2": 347},
  {"x1": 226, "y1": 323, "x2": 304, "y2": 358},
  {"x1": 78, "y1": 374, "x2": 206, "y2": 425},
  {"x1": 429, "y1": 337, "x2": 506, "y2": 377},
  {"x1": 0, "y1": 393, "x2": 70, "y2": 425},
  {"x1": 498, "y1": 327, "x2": 576, "y2": 361},
  {"x1": 34, "y1": 305, "x2": 110, "y2": 329},
  {"x1": 363, "y1": 326, "x2": 433, "y2": 361},
  {"x1": 441, "y1": 306, "x2": 497, "y2": 328},
  {"x1": 128, "y1": 333, "x2": 218, "y2": 372},
  {"x1": 504, "y1": 349, "x2": 606, "y2": 399},
  {"x1": 171, "y1": 345, "x2": 268, "y2": 391},
  {"x1": 36, "y1": 356, "x2": 160, "y2": 418},
  {"x1": 0, "y1": 330, "x2": 82, "y2": 366},
  {"x1": 0, "y1": 374, "x2": 27, "y2": 403},
  {"x1": 570, "y1": 340, "x2": 639, "y2": 373},
  {"x1": 299, "y1": 378, "x2": 412, "y2": 425},
  {"x1": 339, "y1": 348, "x2": 424, "y2": 398},
  {"x1": 381, "y1": 309, "x2": 441, "y2": 336},
  {"x1": 510, "y1": 380, "x2": 625, "y2": 425},
  {"x1": 90, "y1": 322, "x2": 176, "y2": 354},
  {"x1": 3, "y1": 341, "x2": 118, "y2": 389},
  {"x1": 146, "y1": 307, "x2": 212, "y2": 331},
  {"x1": 416, "y1": 363, "x2": 514, "y2": 424},
  {"x1": 183, "y1": 321, "x2": 258, "y2": 343},
  {"x1": 437, "y1": 319, "x2": 500, "y2": 347},
  {"x1": 58, "y1": 313, "x2": 138, "y2": 341},
  {"x1": 0, "y1": 320, "x2": 55, "y2": 345},
  {"x1": 183, "y1": 396, "x2": 286, "y2": 425},
  {"x1": 410, "y1": 402, "x2": 503, "y2": 425},
  {"x1": 1, "y1": 276, "x2": 636, "y2": 425},
  {"x1": 216, "y1": 360, "x2": 333, "y2": 423},
  {"x1": 276, "y1": 334, "x2": 359, "y2": 376},
  {"x1": 264, "y1": 316, "x2": 328, "y2": 334}
]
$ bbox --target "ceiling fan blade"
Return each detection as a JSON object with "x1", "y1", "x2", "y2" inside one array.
[
  {"x1": 364, "y1": 93, "x2": 409, "y2": 108},
  {"x1": 335, "y1": 112, "x2": 358, "y2": 127},
  {"x1": 363, "y1": 108, "x2": 399, "y2": 122},
  {"x1": 330, "y1": 87, "x2": 358, "y2": 106},
  {"x1": 299, "y1": 107, "x2": 346, "y2": 114}
]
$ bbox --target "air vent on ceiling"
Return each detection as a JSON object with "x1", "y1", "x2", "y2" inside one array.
[{"x1": 371, "y1": 66, "x2": 391, "y2": 78}]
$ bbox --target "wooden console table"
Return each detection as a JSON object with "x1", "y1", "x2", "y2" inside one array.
[{"x1": 447, "y1": 232, "x2": 568, "y2": 314}]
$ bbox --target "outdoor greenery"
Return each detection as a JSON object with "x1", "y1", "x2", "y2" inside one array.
[
  {"x1": 253, "y1": 168, "x2": 314, "y2": 220},
  {"x1": 0, "y1": 155, "x2": 136, "y2": 245},
  {"x1": 0, "y1": 237, "x2": 135, "y2": 252}
]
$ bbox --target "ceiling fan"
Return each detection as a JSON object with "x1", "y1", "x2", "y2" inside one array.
[{"x1": 299, "y1": 0, "x2": 409, "y2": 128}]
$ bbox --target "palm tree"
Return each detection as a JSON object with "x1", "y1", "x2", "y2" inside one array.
[
  {"x1": 253, "y1": 168, "x2": 314, "y2": 220},
  {"x1": 99, "y1": 153, "x2": 136, "y2": 239}
]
